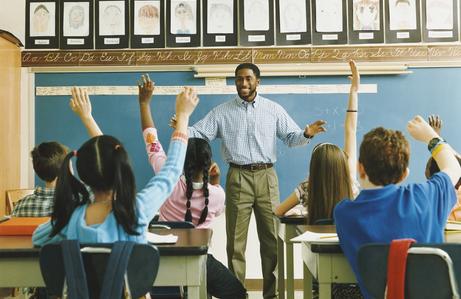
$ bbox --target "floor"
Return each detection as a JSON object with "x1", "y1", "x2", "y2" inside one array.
[{"x1": 247, "y1": 290, "x2": 304, "y2": 299}]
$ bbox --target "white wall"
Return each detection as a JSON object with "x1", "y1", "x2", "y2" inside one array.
[{"x1": 0, "y1": 0, "x2": 303, "y2": 280}]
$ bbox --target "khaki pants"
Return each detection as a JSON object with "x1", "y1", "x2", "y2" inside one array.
[{"x1": 225, "y1": 166, "x2": 279, "y2": 299}]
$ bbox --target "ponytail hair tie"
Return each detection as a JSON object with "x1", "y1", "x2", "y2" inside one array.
[
  {"x1": 115, "y1": 144, "x2": 121, "y2": 150},
  {"x1": 73, "y1": 150, "x2": 77, "y2": 157}
]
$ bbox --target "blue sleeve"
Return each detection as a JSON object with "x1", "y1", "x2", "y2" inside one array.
[
  {"x1": 276, "y1": 105, "x2": 310, "y2": 147},
  {"x1": 135, "y1": 139, "x2": 187, "y2": 228},
  {"x1": 188, "y1": 109, "x2": 219, "y2": 141},
  {"x1": 32, "y1": 221, "x2": 67, "y2": 246},
  {"x1": 426, "y1": 172, "x2": 457, "y2": 224}
]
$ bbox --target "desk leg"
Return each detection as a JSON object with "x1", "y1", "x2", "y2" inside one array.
[
  {"x1": 277, "y1": 235, "x2": 286, "y2": 299},
  {"x1": 303, "y1": 262, "x2": 312, "y2": 299},
  {"x1": 319, "y1": 283, "x2": 331, "y2": 299},
  {"x1": 286, "y1": 242, "x2": 294, "y2": 299}
]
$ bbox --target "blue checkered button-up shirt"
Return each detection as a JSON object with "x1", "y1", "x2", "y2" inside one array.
[{"x1": 188, "y1": 94, "x2": 310, "y2": 164}]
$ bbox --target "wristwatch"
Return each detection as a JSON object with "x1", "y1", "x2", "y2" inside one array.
[{"x1": 428, "y1": 137, "x2": 445, "y2": 152}]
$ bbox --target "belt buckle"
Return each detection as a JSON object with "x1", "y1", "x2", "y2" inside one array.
[{"x1": 250, "y1": 164, "x2": 258, "y2": 171}]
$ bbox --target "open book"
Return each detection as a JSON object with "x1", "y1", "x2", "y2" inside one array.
[
  {"x1": 291, "y1": 230, "x2": 339, "y2": 243},
  {"x1": 146, "y1": 231, "x2": 178, "y2": 244},
  {"x1": 445, "y1": 221, "x2": 461, "y2": 231}
]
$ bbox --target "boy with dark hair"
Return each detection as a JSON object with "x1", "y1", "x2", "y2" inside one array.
[
  {"x1": 11, "y1": 142, "x2": 68, "y2": 217},
  {"x1": 334, "y1": 115, "x2": 461, "y2": 298}
]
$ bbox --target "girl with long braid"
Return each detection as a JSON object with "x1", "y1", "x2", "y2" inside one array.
[{"x1": 138, "y1": 75, "x2": 247, "y2": 299}]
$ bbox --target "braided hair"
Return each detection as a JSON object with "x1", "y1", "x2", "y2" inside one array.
[{"x1": 183, "y1": 138, "x2": 212, "y2": 225}]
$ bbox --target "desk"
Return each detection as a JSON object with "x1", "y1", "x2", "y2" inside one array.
[
  {"x1": 0, "y1": 228, "x2": 212, "y2": 299},
  {"x1": 276, "y1": 215, "x2": 306, "y2": 299},
  {"x1": 297, "y1": 225, "x2": 461, "y2": 299}
]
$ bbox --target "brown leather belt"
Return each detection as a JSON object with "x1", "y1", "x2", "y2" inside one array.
[{"x1": 229, "y1": 162, "x2": 274, "y2": 171}]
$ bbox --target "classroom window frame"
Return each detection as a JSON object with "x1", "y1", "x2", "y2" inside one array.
[
  {"x1": 60, "y1": 0, "x2": 94, "y2": 49},
  {"x1": 275, "y1": 0, "x2": 311, "y2": 46},
  {"x1": 130, "y1": 0, "x2": 165, "y2": 48},
  {"x1": 95, "y1": 0, "x2": 129, "y2": 49},
  {"x1": 26, "y1": 0, "x2": 60, "y2": 49}
]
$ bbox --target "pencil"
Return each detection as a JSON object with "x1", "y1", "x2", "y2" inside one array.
[{"x1": 319, "y1": 235, "x2": 338, "y2": 239}]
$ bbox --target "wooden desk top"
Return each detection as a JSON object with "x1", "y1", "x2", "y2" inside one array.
[
  {"x1": 296, "y1": 225, "x2": 461, "y2": 254},
  {"x1": 0, "y1": 228, "x2": 212, "y2": 258}
]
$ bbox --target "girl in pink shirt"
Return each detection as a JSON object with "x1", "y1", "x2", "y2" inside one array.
[{"x1": 138, "y1": 75, "x2": 246, "y2": 299}]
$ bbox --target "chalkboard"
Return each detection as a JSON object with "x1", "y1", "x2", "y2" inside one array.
[{"x1": 35, "y1": 68, "x2": 461, "y2": 201}]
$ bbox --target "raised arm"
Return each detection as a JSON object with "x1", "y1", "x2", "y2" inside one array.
[
  {"x1": 344, "y1": 60, "x2": 359, "y2": 180},
  {"x1": 407, "y1": 115, "x2": 461, "y2": 185},
  {"x1": 138, "y1": 74, "x2": 155, "y2": 130},
  {"x1": 70, "y1": 87, "x2": 103, "y2": 137}
]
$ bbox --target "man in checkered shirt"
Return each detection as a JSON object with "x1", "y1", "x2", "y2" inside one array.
[
  {"x1": 12, "y1": 142, "x2": 68, "y2": 217},
  {"x1": 185, "y1": 63, "x2": 327, "y2": 299}
]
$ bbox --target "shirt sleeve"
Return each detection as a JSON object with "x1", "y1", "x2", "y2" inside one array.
[
  {"x1": 32, "y1": 221, "x2": 67, "y2": 246},
  {"x1": 135, "y1": 137, "x2": 188, "y2": 228},
  {"x1": 213, "y1": 185, "x2": 226, "y2": 217},
  {"x1": 188, "y1": 109, "x2": 219, "y2": 141},
  {"x1": 143, "y1": 127, "x2": 167, "y2": 174},
  {"x1": 276, "y1": 105, "x2": 310, "y2": 147}
]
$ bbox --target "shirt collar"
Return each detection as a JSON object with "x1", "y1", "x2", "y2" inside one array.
[{"x1": 236, "y1": 93, "x2": 259, "y2": 108}]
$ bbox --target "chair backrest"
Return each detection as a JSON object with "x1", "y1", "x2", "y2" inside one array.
[
  {"x1": 5, "y1": 188, "x2": 34, "y2": 214},
  {"x1": 358, "y1": 243, "x2": 461, "y2": 299},
  {"x1": 39, "y1": 242, "x2": 160, "y2": 299},
  {"x1": 313, "y1": 218, "x2": 334, "y2": 225}
]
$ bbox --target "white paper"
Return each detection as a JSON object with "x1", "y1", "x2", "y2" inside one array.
[
  {"x1": 279, "y1": 0, "x2": 307, "y2": 33},
  {"x1": 99, "y1": 1, "x2": 125, "y2": 36},
  {"x1": 353, "y1": 0, "x2": 380, "y2": 31},
  {"x1": 359, "y1": 32, "x2": 374, "y2": 39},
  {"x1": 171, "y1": 0, "x2": 197, "y2": 34},
  {"x1": 134, "y1": 0, "x2": 161, "y2": 35},
  {"x1": 207, "y1": 0, "x2": 233, "y2": 34},
  {"x1": 291, "y1": 230, "x2": 338, "y2": 243},
  {"x1": 396, "y1": 31, "x2": 410, "y2": 38},
  {"x1": 146, "y1": 231, "x2": 178, "y2": 244},
  {"x1": 63, "y1": 2, "x2": 90, "y2": 37},
  {"x1": 244, "y1": 0, "x2": 269, "y2": 31},
  {"x1": 426, "y1": 0, "x2": 453, "y2": 30},
  {"x1": 30, "y1": 2, "x2": 56, "y2": 37},
  {"x1": 389, "y1": 0, "x2": 417, "y2": 30},
  {"x1": 316, "y1": 0, "x2": 342, "y2": 32},
  {"x1": 284, "y1": 204, "x2": 307, "y2": 217},
  {"x1": 428, "y1": 30, "x2": 453, "y2": 38}
]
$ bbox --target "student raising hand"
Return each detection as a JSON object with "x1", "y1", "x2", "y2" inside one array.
[
  {"x1": 174, "y1": 87, "x2": 199, "y2": 134},
  {"x1": 69, "y1": 86, "x2": 102, "y2": 137},
  {"x1": 138, "y1": 73, "x2": 155, "y2": 105},
  {"x1": 209, "y1": 162, "x2": 221, "y2": 185}
]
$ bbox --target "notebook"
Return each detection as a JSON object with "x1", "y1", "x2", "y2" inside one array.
[{"x1": 0, "y1": 217, "x2": 50, "y2": 235}]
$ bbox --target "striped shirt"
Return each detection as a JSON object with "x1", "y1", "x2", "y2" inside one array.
[
  {"x1": 189, "y1": 94, "x2": 309, "y2": 164},
  {"x1": 11, "y1": 187, "x2": 54, "y2": 217}
]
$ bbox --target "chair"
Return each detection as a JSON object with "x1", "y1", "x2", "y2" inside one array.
[
  {"x1": 358, "y1": 243, "x2": 461, "y2": 299},
  {"x1": 313, "y1": 218, "x2": 334, "y2": 225},
  {"x1": 39, "y1": 241, "x2": 160, "y2": 299},
  {"x1": 5, "y1": 188, "x2": 34, "y2": 214},
  {"x1": 149, "y1": 220, "x2": 196, "y2": 299}
]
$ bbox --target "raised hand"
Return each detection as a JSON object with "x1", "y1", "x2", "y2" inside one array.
[
  {"x1": 138, "y1": 74, "x2": 155, "y2": 105},
  {"x1": 176, "y1": 87, "x2": 199, "y2": 117},
  {"x1": 169, "y1": 114, "x2": 177, "y2": 129},
  {"x1": 70, "y1": 87, "x2": 92, "y2": 119},
  {"x1": 407, "y1": 115, "x2": 439, "y2": 143},
  {"x1": 305, "y1": 120, "x2": 327, "y2": 137},
  {"x1": 348, "y1": 60, "x2": 360, "y2": 93},
  {"x1": 428, "y1": 115, "x2": 442, "y2": 136}
]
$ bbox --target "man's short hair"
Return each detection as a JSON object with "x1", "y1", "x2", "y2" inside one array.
[
  {"x1": 31, "y1": 142, "x2": 69, "y2": 182},
  {"x1": 235, "y1": 63, "x2": 261, "y2": 79},
  {"x1": 359, "y1": 127, "x2": 410, "y2": 186}
]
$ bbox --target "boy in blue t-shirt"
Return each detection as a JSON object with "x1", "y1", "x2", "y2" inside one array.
[{"x1": 334, "y1": 115, "x2": 461, "y2": 298}]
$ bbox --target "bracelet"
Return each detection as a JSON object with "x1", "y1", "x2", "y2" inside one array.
[
  {"x1": 431, "y1": 143, "x2": 447, "y2": 158},
  {"x1": 347, "y1": 110, "x2": 358, "y2": 112}
]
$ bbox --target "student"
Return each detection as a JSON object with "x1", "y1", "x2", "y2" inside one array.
[
  {"x1": 12, "y1": 142, "x2": 68, "y2": 217},
  {"x1": 32, "y1": 83, "x2": 199, "y2": 246},
  {"x1": 425, "y1": 115, "x2": 461, "y2": 221},
  {"x1": 334, "y1": 116, "x2": 461, "y2": 298},
  {"x1": 138, "y1": 74, "x2": 247, "y2": 299},
  {"x1": 274, "y1": 60, "x2": 360, "y2": 223}
]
